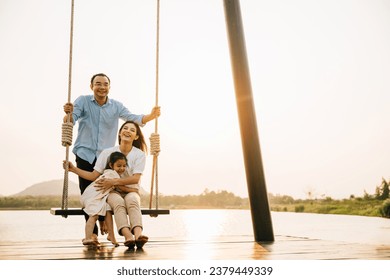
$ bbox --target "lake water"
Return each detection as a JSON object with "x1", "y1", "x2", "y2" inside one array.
[{"x1": 1, "y1": 209, "x2": 389, "y2": 245}]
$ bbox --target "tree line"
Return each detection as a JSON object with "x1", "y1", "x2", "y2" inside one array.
[
  {"x1": 268, "y1": 178, "x2": 390, "y2": 218},
  {"x1": 1, "y1": 179, "x2": 389, "y2": 218},
  {"x1": 0, "y1": 189, "x2": 249, "y2": 210}
]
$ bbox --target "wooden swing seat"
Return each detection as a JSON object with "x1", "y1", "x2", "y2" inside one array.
[{"x1": 50, "y1": 207, "x2": 170, "y2": 216}]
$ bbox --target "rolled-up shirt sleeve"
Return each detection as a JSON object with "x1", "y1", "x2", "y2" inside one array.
[{"x1": 71, "y1": 95, "x2": 85, "y2": 124}]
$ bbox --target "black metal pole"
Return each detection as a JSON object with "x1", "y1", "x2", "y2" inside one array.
[{"x1": 223, "y1": 0, "x2": 274, "y2": 241}]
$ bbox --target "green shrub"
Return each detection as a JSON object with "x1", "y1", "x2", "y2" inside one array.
[
  {"x1": 295, "y1": 205, "x2": 305, "y2": 212},
  {"x1": 379, "y1": 199, "x2": 390, "y2": 218}
]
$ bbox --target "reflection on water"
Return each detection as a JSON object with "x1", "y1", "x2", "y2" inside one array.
[
  {"x1": 272, "y1": 212, "x2": 390, "y2": 245},
  {"x1": 182, "y1": 210, "x2": 228, "y2": 240},
  {"x1": 0, "y1": 209, "x2": 389, "y2": 246},
  {"x1": 82, "y1": 245, "x2": 117, "y2": 259},
  {"x1": 181, "y1": 210, "x2": 226, "y2": 259}
]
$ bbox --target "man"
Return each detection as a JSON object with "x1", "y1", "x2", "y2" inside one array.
[{"x1": 63, "y1": 73, "x2": 160, "y2": 240}]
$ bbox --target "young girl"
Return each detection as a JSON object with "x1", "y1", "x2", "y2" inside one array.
[{"x1": 80, "y1": 151, "x2": 128, "y2": 246}]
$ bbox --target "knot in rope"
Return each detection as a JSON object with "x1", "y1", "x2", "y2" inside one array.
[
  {"x1": 149, "y1": 133, "x2": 160, "y2": 156},
  {"x1": 62, "y1": 122, "x2": 73, "y2": 147}
]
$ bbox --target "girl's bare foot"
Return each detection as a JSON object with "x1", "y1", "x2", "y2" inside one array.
[
  {"x1": 91, "y1": 233, "x2": 100, "y2": 245},
  {"x1": 82, "y1": 238, "x2": 99, "y2": 246},
  {"x1": 107, "y1": 234, "x2": 119, "y2": 247}
]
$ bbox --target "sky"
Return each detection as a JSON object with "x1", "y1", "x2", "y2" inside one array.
[{"x1": 0, "y1": 0, "x2": 389, "y2": 199}]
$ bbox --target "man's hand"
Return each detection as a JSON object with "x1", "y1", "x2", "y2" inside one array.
[
  {"x1": 150, "y1": 106, "x2": 161, "y2": 119},
  {"x1": 63, "y1": 102, "x2": 74, "y2": 114}
]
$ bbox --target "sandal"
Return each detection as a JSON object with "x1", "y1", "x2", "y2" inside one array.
[
  {"x1": 135, "y1": 235, "x2": 149, "y2": 249},
  {"x1": 124, "y1": 239, "x2": 136, "y2": 249}
]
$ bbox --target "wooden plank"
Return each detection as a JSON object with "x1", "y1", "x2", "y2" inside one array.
[
  {"x1": 50, "y1": 207, "x2": 170, "y2": 216},
  {"x1": 1, "y1": 236, "x2": 389, "y2": 260}
]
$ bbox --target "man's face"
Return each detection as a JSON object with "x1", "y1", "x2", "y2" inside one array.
[{"x1": 91, "y1": 75, "x2": 110, "y2": 100}]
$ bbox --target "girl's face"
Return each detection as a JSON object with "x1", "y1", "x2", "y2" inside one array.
[
  {"x1": 112, "y1": 159, "x2": 127, "y2": 175},
  {"x1": 119, "y1": 122, "x2": 138, "y2": 143}
]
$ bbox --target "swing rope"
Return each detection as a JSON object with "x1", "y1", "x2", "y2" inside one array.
[
  {"x1": 149, "y1": 0, "x2": 161, "y2": 216},
  {"x1": 61, "y1": 0, "x2": 75, "y2": 213},
  {"x1": 60, "y1": 0, "x2": 163, "y2": 216}
]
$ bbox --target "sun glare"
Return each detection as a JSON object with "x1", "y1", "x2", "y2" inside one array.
[{"x1": 181, "y1": 210, "x2": 228, "y2": 259}]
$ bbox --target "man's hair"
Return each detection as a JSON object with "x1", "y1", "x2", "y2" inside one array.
[{"x1": 90, "y1": 73, "x2": 111, "y2": 85}]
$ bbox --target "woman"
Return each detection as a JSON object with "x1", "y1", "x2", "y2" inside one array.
[{"x1": 66, "y1": 120, "x2": 149, "y2": 249}]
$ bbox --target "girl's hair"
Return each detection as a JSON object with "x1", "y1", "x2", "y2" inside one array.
[
  {"x1": 118, "y1": 121, "x2": 147, "y2": 153},
  {"x1": 105, "y1": 151, "x2": 128, "y2": 169}
]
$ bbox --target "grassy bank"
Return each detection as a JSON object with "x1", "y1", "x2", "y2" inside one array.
[{"x1": 271, "y1": 198, "x2": 385, "y2": 217}]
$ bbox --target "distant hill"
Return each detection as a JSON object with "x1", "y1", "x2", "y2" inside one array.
[
  {"x1": 11, "y1": 179, "x2": 148, "y2": 197},
  {"x1": 12, "y1": 180, "x2": 80, "y2": 197}
]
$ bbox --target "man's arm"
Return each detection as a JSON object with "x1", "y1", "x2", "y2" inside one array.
[{"x1": 142, "y1": 106, "x2": 161, "y2": 124}]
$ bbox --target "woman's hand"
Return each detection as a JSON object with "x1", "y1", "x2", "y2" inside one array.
[{"x1": 62, "y1": 160, "x2": 76, "y2": 172}]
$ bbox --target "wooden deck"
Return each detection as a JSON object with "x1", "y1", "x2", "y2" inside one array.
[{"x1": 1, "y1": 235, "x2": 389, "y2": 260}]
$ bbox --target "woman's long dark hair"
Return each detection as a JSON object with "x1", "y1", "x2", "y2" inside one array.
[{"x1": 118, "y1": 121, "x2": 147, "y2": 153}]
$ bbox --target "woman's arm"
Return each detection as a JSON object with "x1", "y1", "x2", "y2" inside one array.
[
  {"x1": 114, "y1": 185, "x2": 139, "y2": 193},
  {"x1": 63, "y1": 161, "x2": 101, "y2": 182},
  {"x1": 95, "y1": 174, "x2": 142, "y2": 193}
]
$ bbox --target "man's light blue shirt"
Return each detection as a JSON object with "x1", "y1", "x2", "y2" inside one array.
[{"x1": 71, "y1": 95, "x2": 144, "y2": 164}]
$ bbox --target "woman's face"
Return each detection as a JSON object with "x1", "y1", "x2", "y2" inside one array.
[{"x1": 119, "y1": 122, "x2": 138, "y2": 143}]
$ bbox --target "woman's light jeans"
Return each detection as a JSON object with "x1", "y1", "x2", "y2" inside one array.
[{"x1": 107, "y1": 190, "x2": 142, "y2": 235}]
